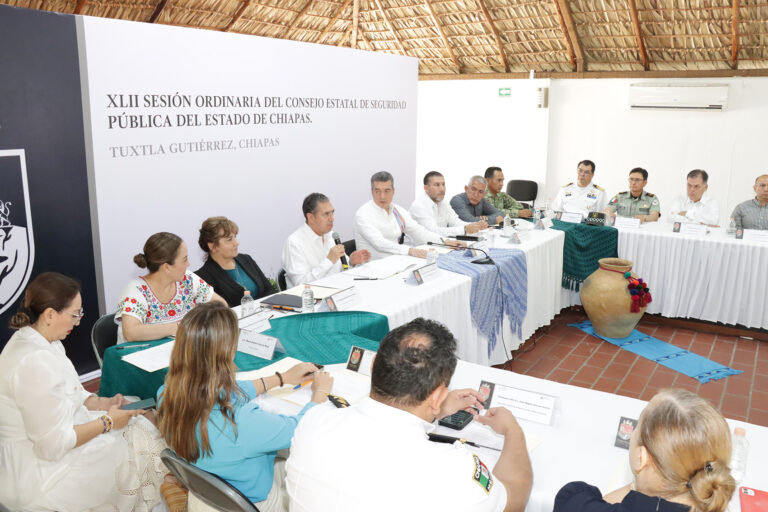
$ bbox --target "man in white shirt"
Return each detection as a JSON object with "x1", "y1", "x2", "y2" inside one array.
[
  {"x1": 354, "y1": 171, "x2": 460, "y2": 260},
  {"x1": 669, "y1": 169, "x2": 720, "y2": 226},
  {"x1": 410, "y1": 171, "x2": 487, "y2": 237},
  {"x1": 281, "y1": 193, "x2": 371, "y2": 288},
  {"x1": 552, "y1": 159, "x2": 607, "y2": 217},
  {"x1": 286, "y1": 318, "x2": 532, "y2": 512}
]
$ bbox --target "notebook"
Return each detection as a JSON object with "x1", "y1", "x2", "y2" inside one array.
[{"x1": 260, "y1": 293, "x2": 304, "y2": 309}]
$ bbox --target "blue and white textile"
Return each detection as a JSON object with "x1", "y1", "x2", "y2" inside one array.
[{"x1": 437, "y1": 248, "x2": 527, "y2": 357}]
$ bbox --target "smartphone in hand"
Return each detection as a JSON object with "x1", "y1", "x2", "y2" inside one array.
[{"x1": 120, "y1": 398, "x2": 156, "y2": 411}]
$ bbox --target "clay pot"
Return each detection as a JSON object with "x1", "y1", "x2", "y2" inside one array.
[{"x1": 580, "y1": 257, "x2": 646, "y2": 339}]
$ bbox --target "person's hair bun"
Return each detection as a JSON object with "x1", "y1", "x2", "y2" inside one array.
[
  {"x1": 9, "y1": 310, "x2": 32, "y2": 329},
  {"x1": 133, "y1": 253, "x2": 148, "y2": 268},
  {"x1": 688, "y1": 459, "x2": 735, "y2": 512}
]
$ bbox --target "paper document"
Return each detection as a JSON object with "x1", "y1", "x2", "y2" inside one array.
[
  {"x1": 346, "y1": 255, "x2": 419, "y2": 279},
  {"x1": 236, "y1": 357, "x2": 303, "y2": 381},
  {"x1": 414, "y1": 244, "x2": 455, "y2": 254},
  {"x1": 450, "y1": 420, "x2": 542, "y2": 452},
  {"x1": 279, "y1": 368, "x2": 370, "y2": 406},
  {"x1": 281, "y1": 284, "x2": 341, "y2": 300},
  {"x1": 481, "y1": 380, "x2": 556, "y2": 425},
  {"x1": 311, "y1": 273, "x2": 356, "y2": 289},
  {"x1": 121, "y1": 341, "x2": 175, "y2": 372}
]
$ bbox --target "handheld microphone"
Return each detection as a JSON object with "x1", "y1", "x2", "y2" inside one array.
[
  {"x1": 427, "y1": 242, "x2": 494, "y2": 265},
  {"x1": 332, "y1": 231, "x2": 349, "y2": 269}
]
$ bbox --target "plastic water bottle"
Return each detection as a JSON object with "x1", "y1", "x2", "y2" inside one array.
[
  {"x1": 426, "y1": 248, "x2": 437, "y2": 264},
  {"x1": 301, "y1": 284, "x2": 315, "y2": 313},
  {"x1": 240, "y1": 290, "x2": 255, "y2": 318},
  {"x1": 503, "y1": 213, "x2": 512, "y2": 235},
  {"x1": 727, "y1": 217, "x2": 737, "y2": 235},
  {"x1": 731, "y1": 427, "x2": 749, "y2": 483}
]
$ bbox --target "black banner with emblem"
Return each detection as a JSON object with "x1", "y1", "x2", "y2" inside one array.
[{"x1": 0, "y1": 5, "x2": 101, "y2": 375}]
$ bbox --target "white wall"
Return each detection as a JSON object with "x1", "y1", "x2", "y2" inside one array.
[
  {"x1": 418, "y1": 77, "x2": 768, "y2": 227},
  {"x1": 416, "y1": 79, "x2": 550, "y2": 202}
]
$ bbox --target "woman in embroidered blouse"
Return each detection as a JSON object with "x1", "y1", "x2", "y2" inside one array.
[
  {"x1": 158, "y1": 302, "x2": 333, "y2": 510},
  {"x1": 554, "y1": 389, "x2": 735, "y2": 512},
  {"x1": 0, "y1": 272, "x2": 167, "y2": 511},
  {"x1": 116, "y1": 231, "x2": 226, "y2": 342},
  {"x1": 195, "y1": 216, "x2": 274, "y2": 308}
]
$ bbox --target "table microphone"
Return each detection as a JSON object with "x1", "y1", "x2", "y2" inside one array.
[
  {"x1": 332, "y1": 231, "x2": 349, "y2": 269},
  {"x1": 427, "y1": 242, "x2": 494, "y2": 265}
]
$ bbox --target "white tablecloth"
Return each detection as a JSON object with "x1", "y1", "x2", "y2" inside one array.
[
  {"x1": 616, "y1": 222, "x2": 768, "y2": 329},
  {"x1": 447, "y1": 360, "x2": 768, "y2": 512}
]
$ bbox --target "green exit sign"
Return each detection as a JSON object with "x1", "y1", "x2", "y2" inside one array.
[{"x1": 498, "y1": 88, "x2": 511, "y2": 97}]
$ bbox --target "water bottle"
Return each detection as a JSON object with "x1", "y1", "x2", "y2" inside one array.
[
  {"x1": 533, "y1": 208, "x2": 541, "y2": 221},
  {"x1": 301, "y1": 284, "x2": 315, "y2": 313},
  {"x1": 731, "y1": 427, "x2": 749, "y2": 483},
  {"x1": 240, "y1": 290, "x2": 255, "y2": 318},
  {"x1": 727, "y1": 217, "x2": 737, "y2": 235},
  {"x1": 503, "y1": 213, "x2": 512, "y2": 235},
  {"x1": 426, "y1": 248, "x2": 437, "y2": 265}
]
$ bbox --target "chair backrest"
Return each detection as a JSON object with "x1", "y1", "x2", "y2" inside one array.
[
  {"x1": 343, "y1": 239, "x2": 356, "y2": 255},
  {"x1": 0, "y1": 500, "x2": 10, "y2": 512},
  {"x1": 161, "y1": 449, "x2": 260, "y2": 512},
  {"x1": 91, "y1": 313, "x2": 118, "y2": 368},
  {"x1": 506, "y1": 180, "x2": 538, "y2": 205},
  {"x1": 277, "y1": 269, "x2": 287, "y2": 291}
]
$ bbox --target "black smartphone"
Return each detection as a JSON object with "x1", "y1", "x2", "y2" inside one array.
[
  {"x1": 438, "y1": 410, "x2": 473, "y2": 430},
  {"x1": 121, "y1": 398, "x2": 156, "y2": 411}
]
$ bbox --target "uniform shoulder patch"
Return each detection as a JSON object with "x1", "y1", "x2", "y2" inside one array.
[
  {"x1": 563, "y1": 182, "x2": 573, "y2": 188},
  {"x1": 471, "y1": 454, "x2": 494, "y2": 494},
  {"x1": 645, "y1": 192, "x2": 655, "y2": 197}
]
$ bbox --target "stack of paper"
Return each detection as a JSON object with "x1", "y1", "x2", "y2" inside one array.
[{"x1": 121, "y1": 341, "x2": 175, "y2": 372}]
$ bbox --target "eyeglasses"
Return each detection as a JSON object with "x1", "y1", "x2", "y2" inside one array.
[
  {"x1": 70, "y1": 308, "x2": 85, "y2": 321},
  {"x1": 628, "y1": 178, "x2": 644, "y2": 183}
]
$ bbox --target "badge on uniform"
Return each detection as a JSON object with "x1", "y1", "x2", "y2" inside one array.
[
  {"x1": 472, "y1": 455, "x2": 494, "y2": 494},
  {"x1": 614, "y1": 416, "x2": 638, "y2": 449}
]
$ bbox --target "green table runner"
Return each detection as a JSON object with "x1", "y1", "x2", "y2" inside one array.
[
  {"x1": 99, "y1": 311, "x2": 389, "y2": 400},
  {"x1": 551, "y1": 220, "x2": 618, "y2": 291}
]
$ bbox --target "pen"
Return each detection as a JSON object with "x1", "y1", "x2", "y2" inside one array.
[
  {"x1": 293, "y1": 380, "x2": 312, "y2": 390},
  {"x1": 427, "y1": 433, "x2": 500, "y2": 451},
  {"x1": 353, "y1": 277, "x2": 378, "y2": 280},
  {"x1": 116, "y1": 344, "x2": 150, "y2": 350},
  {"x1": 270, "y1": 305, "x2": 298, "y2": 311}
]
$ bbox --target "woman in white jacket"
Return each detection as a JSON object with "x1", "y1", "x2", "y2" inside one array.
[{"x1": 0, "y1": 272, "x2": 167, "y2": 511}]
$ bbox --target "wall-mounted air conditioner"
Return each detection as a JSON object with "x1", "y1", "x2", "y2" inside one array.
[{"x1": 629, "y1": 83, "x2": 729, "y2": 111}]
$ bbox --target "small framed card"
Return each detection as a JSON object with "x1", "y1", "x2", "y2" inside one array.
[
  {"x1": 614, "y1": 416, "x2": 638, "y2": 449},
  {"x1": 614, "y1": 217, "x2": 641, "y2": 229},
  {"x1": 559, "y1": 212, "x2": 583, "y2": 224},
  {"x1": 535, "y1": 217, "x2": 554, "y2": 230},
  {"x1": 323, "y1": 287, "x2": 361, "y2": 312},
  {"x1": 679, "y1": 222, "x2": 707, "y2": 236},
  {"x1": 479, "y1": 380, "x2": 556, "y2": 425},
  {"x1": 409, "y1": 263, "x2": 439, "y2": 285},
  {"x1": 346, "y1": 345, "x2": 376, "y2": 376},
  {"x1": 237, "y1": 329, "x2": 285, "y2": 361},
  {"x1": 743, "y1": 229, "x2": 768, "y2": 243}
]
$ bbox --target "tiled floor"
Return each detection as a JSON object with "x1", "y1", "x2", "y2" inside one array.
[{"x1": 501, "y1": 309, "x2": 768, "y2": 427}]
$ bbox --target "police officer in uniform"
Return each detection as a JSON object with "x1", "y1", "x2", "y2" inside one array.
[
  {"x1": 605, "y1": 167, "x2": 660, "y2": 223},
  {"x1": 552, "y1": 160, "x2": 607, "y2": 217}
]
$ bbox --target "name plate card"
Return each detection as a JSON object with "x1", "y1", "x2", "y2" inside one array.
[
  {"x1": 507, "y1": 232, "x2": 522, "y2": 244},
  {"x1": 613, "y1": 217, "x2": 642, "y2": 229},
  {"x1": 558, "y1": 212, "x2": 583, "y2": 224},
  {"x1": 535, "y1": 217, "x2": 554, "y2": 230},
  {"x1": 323, "y1": 286, "x2": 361, "y2": 312},
  {"x1": 479, "y1": 380, "x2": 557, "y2": 426},
  {"x1": 346, "y1": 345, "x2": 376, "y2": 376},
  {"x1": 410, "y1": 263, "x2": 439, "y2": 285},
  {"x1": 237, "y1": 329, "x2": 285, "y2": 361},
  {"x1": 238, "y1": 309, "x2": 272, "y2": 332},
  {"x1": 674, "y1": 222, "x2": 708, "y2": 236},
  {"x1": 742, "y1": 229, "x2": 768, "y2": 243}
]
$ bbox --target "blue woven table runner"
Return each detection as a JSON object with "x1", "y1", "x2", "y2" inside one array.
[
  {"x1": 437, "y1": 248, "x2": 527, "y2": 357},
  {"x1": 569, "y1": 320, "x2": 742, "y2": 383}
]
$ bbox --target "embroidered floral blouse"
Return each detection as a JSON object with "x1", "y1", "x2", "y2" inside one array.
[{"x1": 115, "y1": 270, "x2": 213, "y2": 342}]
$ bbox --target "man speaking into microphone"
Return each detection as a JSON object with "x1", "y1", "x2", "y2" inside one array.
[{"x1": 282, "y1": 192, "x2": 371, "y2": 288}]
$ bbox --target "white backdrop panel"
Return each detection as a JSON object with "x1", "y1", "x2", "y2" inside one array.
[{"x1": 79, "y1": 17, "x2": 417, "y2": 312}]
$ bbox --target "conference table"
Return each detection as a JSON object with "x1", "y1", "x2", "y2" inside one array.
[
  {"x1": 248, "y1": 358, "x2": 768, "y2": 512},
  {"x1": 615, "y1": 221, "x2": 768, "y2": 329}
]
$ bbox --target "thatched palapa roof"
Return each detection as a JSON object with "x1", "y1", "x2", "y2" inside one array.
[{"x1": 4, "y1": 0, "x2": 768, "y2": 78}]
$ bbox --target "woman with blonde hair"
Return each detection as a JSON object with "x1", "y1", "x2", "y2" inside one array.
[
  {"x1": 554, "y1": 388, "x2": 736, "y2": 512},
  {"x1": 157, "y1": 301, "x2": 333, "y2": 510},
  {"x1": 0, "y1": 272, "x2": 167, "y2": 511},
  {"x1": 116, "y1": 231, "x2": 225, "y2": 342}
]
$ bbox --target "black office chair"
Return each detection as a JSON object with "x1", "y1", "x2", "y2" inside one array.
[
  {"x1": 161, "y1": 449, "x2": 260, "y2": 512},
  {"x1": 91, "y1": 313, "x2": 118, "y2": 368},
  {"x1": 277, "y1": 269, "x2": 287, "y2": 291},
  {"x1": 343, "y1": 239, "x2": 356, "y2": 255},
  {"x1": 506, "y1": 180, "x2": 538, "y2": 209}
]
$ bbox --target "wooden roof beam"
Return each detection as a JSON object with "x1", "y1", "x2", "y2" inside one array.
[
  {"x1": 476, "y1": 0, "x2": 509, "y2": 72},
  {"x1": 423, "y1": 0, "x2": 461, "y2": 72},
  {"x1": 373, "y1": 0, "x2": 408, "y2": 56},
  {"x1": 627, "y1": 0, "x2": 649, "y2": 70},
  {"x1": 148, "y1": 0, "x2": 169, "y2": 23},
  {"x1": 553, "y1": 0, "x2": 584, "y2": 72},
  {"x1": 351, "y1": 0, "x2": 359, "y2": 48},
  {"x1": 281, "y1": 0, "x2": 314, "y2": 38},
  {"x1": 74, "y1": 0, "x2": 87, "y2": 14},
  {"x1": 317, "y1": 0, "x2": 353, "y2": 43},
  {"x1": 731, "y1": 0, "x2": 740, "y2": 68},
  {"x1": 223, "y1": 0, "x2": 250, "y2": 32}
]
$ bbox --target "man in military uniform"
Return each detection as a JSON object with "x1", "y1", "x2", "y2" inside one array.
[
  {"x1": 604, "y1": 167, "x2": 661, "y2": 223},
  {"x1": 552, "y1": 159, "x2": 607, "y2": 217},
  {"x1": 484, "y1": 166, "x2": 533, "y2": 218}
]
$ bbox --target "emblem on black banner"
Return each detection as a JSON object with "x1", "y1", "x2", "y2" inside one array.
[{"x1": 0, "y1": 150, "x2": 35, "y2": 315}]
